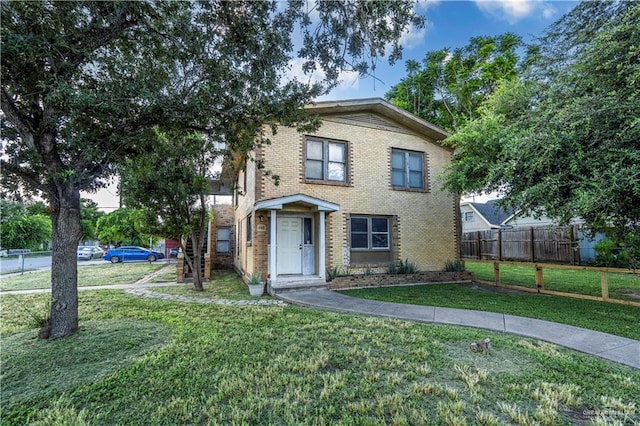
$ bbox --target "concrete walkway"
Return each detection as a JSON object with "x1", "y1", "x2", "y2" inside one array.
[{"x1": 276, "y1": 288, "x2": 640, "y2": 369}]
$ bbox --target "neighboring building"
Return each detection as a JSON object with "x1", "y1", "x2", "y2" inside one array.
[
  {"x1": 460, "y1": 200, "x2": 602, "y2": 264},
  {"x1": 228, "y1": 98, "x2": 459, "y2": 293},
  {"x1": 460, "y1": 200, "x2": 584, "y2": 232},
  {"x1": 460, "y1": 200, "x2": 514, "y2": 232}
]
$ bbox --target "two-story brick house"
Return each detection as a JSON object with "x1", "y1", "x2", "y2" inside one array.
[{"x1": 232, "y1": 98, "x2": 459, "y2": 293}]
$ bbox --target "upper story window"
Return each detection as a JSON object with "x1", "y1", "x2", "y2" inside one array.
[
  {"x1": 391, "y1": 149, "x2": 425, "y2": 190},
  {"x1": 463, "y1": 212, "x2": 474, "y2": 222},
  {"x1": 305, "y1": 137, "x2": 347, "y2": 184}
]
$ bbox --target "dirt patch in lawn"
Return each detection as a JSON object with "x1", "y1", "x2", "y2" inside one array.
[
  {"x1": 616, "y1": 289, "x2": 640, "y2": 300},
  {"x1": 442, "y1": 339, "x2": 535, "y2": 376}
]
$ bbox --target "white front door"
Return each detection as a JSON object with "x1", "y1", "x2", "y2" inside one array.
[{"x1": 277, "y1": 217, "x2": 303, "y2": 274}]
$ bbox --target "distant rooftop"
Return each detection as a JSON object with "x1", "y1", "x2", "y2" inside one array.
[{"x1": 467, "y1": 200, "x2": 514, "y2": 226}]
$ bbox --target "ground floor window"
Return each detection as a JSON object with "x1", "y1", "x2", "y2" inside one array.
[
  {"x1": 216, "y1": 227, "x2": 231, "y2": 253},
  {"x1": 349, "y1": 215, "x2": 392, "y2": 264}
]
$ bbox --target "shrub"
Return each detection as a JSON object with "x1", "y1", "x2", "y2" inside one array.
[
  {"x1": 398, "y1": 259, "x2": 418, "y2": 274},
  {"x1": 327, "y1": 266, "x2": 346, "y2": 281},
  {"x1": 592, "y1": 235, "x2": 640, "y2": 269},
  {"x1": 443, "y1": 260, "x2": 465, "y2": 272}
]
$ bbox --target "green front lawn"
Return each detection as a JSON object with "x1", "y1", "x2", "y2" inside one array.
[
  {"x1": 341, "y1": 283, "x2": 640, "y2": 341},
  {"x1": 466, "y1": 260, "x2": 640, "y2": 301},
  {"x1": 0, "y1": 263, "x2": 169, "y2": 291},
  {"x1": 1, "y1": 273, "x2": 639, "y2": 425}
]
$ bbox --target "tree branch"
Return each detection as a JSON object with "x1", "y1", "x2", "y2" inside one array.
[
  {"x1": 0, "y1": 160, "x2": 50, "y2": 196},
  {"x1": 0, "y1": 87, "x2": 36, "y2": 149}
]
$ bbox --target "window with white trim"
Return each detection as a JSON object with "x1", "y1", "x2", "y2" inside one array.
[
  {"x1": 305, "y1": 137, "x2": 347, "y2": 183},
  {"x1": 391, "y1": 149, "x2": 424, "y2": 189}
]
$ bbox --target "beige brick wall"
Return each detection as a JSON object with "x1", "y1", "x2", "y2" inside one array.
[
  {"x1": 211, "y1": 204, "x2": 235, "y2": 270},
  {"x1": 234, "y1": 159, "x2": 258, "y2": 276},
  {"x1": 251, "y1": 117, "x2": 458, "y2": 272}
]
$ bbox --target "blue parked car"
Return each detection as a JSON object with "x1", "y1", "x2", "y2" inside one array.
[{"x1": 103, "y1": 246, "x2": 164, "y2": 263}]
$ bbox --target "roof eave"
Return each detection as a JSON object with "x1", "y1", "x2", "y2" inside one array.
[{"x1": 305, "y1": 98, "x2": 449, "y2": 143}]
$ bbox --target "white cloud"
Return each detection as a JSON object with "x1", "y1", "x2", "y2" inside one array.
[
  {"x1": 399, "y1": 21, "x2": 430, "y2": 51},
  {"x1": 285, "y1": 58, "x2": 360, "y2": 96},
  {"x1": 473, "y1": 0, "x2": 555, "y2": 24},
  {"x1": 541, "y1": 3, "x2": 556, "y2": 19},
  {"x1": 415, "y1": 0, "x2": 442, "y2": 12}
]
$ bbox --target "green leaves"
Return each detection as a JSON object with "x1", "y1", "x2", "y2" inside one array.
[
  {"x1": 443, "y1": 2, "x2": 640, "y2": 238},
  {"x1": 386, "y1": 33, "x2": 522, "y2": 132},
  {"x1": 118, "y1": 129, "x2": 215, "y2": 256},
  {"x1": 95, "y1": 208, "x2": 149, "y2": 246},
  {"x1": 0, "y1": 200, "x2": 52, "y2": 250}
]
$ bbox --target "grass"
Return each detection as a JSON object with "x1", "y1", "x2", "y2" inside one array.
[
  {"x1": 466, "y1": 260, "x2": 640, "y2": 301},
  {"x1": 150, "y1": 270, "x2": 255, "y2": 299},
  {"x1": 148, "y1": 265, "x2": 180, "y2": 283},
  {"x1": 0, "y1": 263, "x2": 168, "y2": 291},
  {"x1": 1, "y1": 320, "x2": 169, "y2": 405},
  {"x1": 1, "y1": 272, "x2": 639, "y2": 425},
  {"x1": 341, "y1": 283, "x2": 640, "y2": 340}
]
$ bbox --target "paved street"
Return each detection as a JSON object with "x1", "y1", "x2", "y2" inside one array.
[
  {"x1": 0, "y1": 256, "x2": 106, "y2": 275},
  {"x1": 0, "y1": 256, "x2": 174, "y2": 276}
]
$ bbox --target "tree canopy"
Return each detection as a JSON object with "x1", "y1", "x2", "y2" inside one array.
[
  {"x1": 1, "y1": 0, "x2": 423, "y2": 338},
  {"x1": 385, "y1": 33, "x2": 522, "y2": 132},
  {"x1": 443, "y1": 1, "x2": 640, "y2": 241},
  {"x1": 96, "y1": 208, "x2": 150, "y2": 247},
  {"x1": 0, "y1": 200, "x2": 52, "y2": 250},
  {"x1": 120, "y1": 130, "x2": 216, "y2": 290},
  {"x1": 79, "y1": 199, "x2": 105, "y2": 243}
]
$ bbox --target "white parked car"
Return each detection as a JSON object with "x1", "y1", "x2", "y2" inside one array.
[{"x1": 77, "y1": 246, "x2": 104, "y2": 260}]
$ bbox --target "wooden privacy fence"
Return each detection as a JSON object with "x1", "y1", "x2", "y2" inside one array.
[{"x1": 461, "y1": 226, "x2": 581, "y2": 264}]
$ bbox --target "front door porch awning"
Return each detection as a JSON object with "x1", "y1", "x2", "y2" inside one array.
[{"x1": 254, "y1": 194, "x2": 339, "y2": 212}]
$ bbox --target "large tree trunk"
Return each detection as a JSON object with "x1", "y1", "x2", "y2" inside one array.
[{"x1": 45, "y1": 186, "x2": 82, "y2": 339}]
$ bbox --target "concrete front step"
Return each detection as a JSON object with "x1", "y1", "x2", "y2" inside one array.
[{"x1": 269, "y1": 277, "x2": 327, "y2": 294}]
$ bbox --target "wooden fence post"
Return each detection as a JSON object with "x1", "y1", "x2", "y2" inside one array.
[
  {"x1": 570, "y1": 225, "x2": 577, "y2": 265},
  {"x1": 477, "y1": 231, "x2": 482, "y2": 260},
  {"x1": 601, "y1": 270, "x2": 609, "y2": 299},
  {"x1": 493, "y1": 261, "x2": 500, "y2": 286},
  {"x1": 498, "y1": 228, "x2": 503, "y2": 261},
  {"x1": 530, "y1": 227, "x2": 535, "y2": 263},
  {"x1": 535, "y1": 264, "x2": 544, "y2": 292}
]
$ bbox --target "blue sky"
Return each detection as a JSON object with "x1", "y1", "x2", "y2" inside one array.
[{"x1": 319, "y1": 0, "x2": 580, "y2": 101}]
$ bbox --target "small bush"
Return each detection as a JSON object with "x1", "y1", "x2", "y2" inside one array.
[
  {"x1": 593, "y1": 238, "x2": 627, "y2": 268},
  {"x1": 592, "y1": 234, "x2": 640, "y2": 269},
  {"x1": 444, "y1": 260, "x2": 465, "y2": 272},
  {"x1": 386, "y1": 259, "x2": 418, "y2": 274},
  {"x1": 327, "y1": 266, "x2": 346, "y2": 281},
  {"x1": 398, "y1": 259, "x2": 418, "y2": 274}
]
